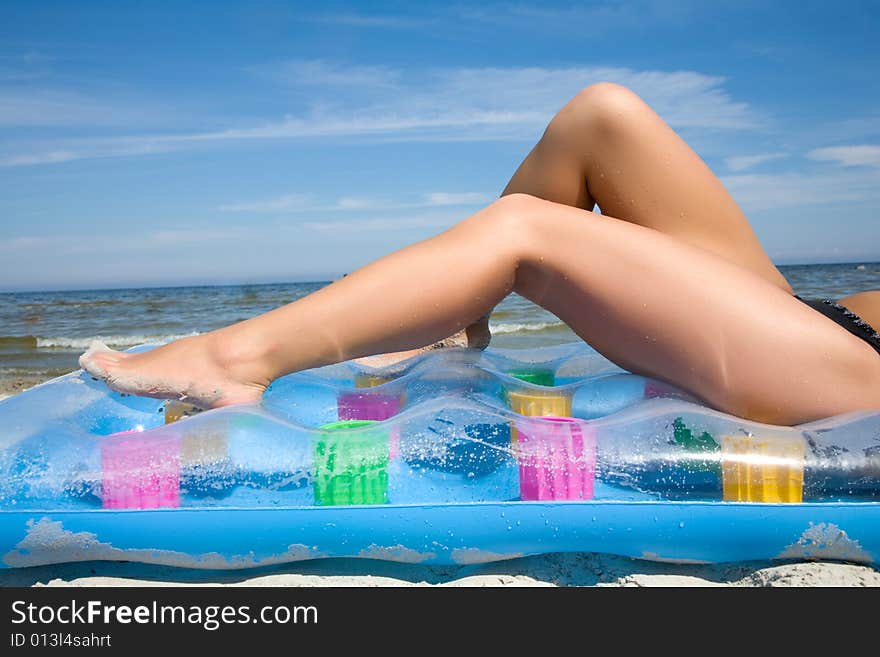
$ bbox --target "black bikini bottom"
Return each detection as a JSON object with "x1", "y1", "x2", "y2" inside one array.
[{"x1": 796, "y1": 296, "x2": 880, "y2": 356}]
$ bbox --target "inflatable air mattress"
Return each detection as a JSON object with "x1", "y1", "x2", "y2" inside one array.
[{"x1": 0, "y1": 342, "x2": 878, "y2": 568}]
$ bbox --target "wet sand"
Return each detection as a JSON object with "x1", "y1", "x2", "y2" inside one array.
[{"x1": 0, "y1": 374, "x2": 58, "y2": 401}]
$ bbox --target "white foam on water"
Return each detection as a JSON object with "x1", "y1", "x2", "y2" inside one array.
[
  {"x1": 489, "y1": 320, "x2": 566, "y2": 335},
  {"x1": 35, "y1": 332, "x2": 200, "y2": 349}
]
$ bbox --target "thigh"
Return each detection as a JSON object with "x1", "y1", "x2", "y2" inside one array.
[
  {"x1": 507, "y1": 83, "x2": 792, "y2": 293},
  {"x1": 512, "y1": 198, "x2": 880, "y2": 424},
  {"x1": 837, "y1": 290, "x2": 880, "y2": 329}
]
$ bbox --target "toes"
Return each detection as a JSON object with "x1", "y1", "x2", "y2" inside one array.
[
  {"x1": 79, "y1": 340, "x2": 120, "y2": 378},
  {"x1": 85, "y1": 339, "x2": 113, "y2": 354}
]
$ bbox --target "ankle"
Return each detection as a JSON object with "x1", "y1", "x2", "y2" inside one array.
[{"x1": 207, "y1": 327, "x2": 274, "y2": 388}]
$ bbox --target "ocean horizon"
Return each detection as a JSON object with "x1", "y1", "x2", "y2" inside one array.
[{"x1": 3, "y1": 257, "x2": 879, "y2": 296}]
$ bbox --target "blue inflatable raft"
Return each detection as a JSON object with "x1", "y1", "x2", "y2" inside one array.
[{"x1": 1, "y1": 342, "x2": 878, "y2": 568}]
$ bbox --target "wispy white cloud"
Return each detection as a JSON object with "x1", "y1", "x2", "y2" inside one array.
[
  {"x1": 1, "y1": 63, "x2": 758, "y2": 167},
  {"x1": 185, "y1": 110, "x2": 543, "y2": 141},
  {"x1": 0, "y1": 89, "x2": 177, "y2": 127},
  {"x1": 451, "y1": 1, "x2": 680, "y2": 29},
  {"x1": 0, "y1": 225, "x2": 253, "y2": 255},
  {"x1": 800, "y1": 115, "x2": 880, "y2": 148},
  {"x1": 218, "y1": 192, "x2": 493, "y2": 214},
  {"x1": 383, "y1": 65, "x2": 757, "y2": 131},
  {"x1": 301, "y1": 12, "x2": 428, "y2": 28},
  {"x1": 0, "y1": 139, "x2": 169, "y2": 167},
  {"x1": 193, "y1": 64, "x2": 758, "y2": 138},
  {"x1": 256, "y1": 59, "x2": 401, "y2": 88},
  {"x1": 0, "y1": 111, "x2": 540, "y2": 167},
  {"x1": 298, "y1": 3, "x2": 691, "y2": 32},
  {"x1": 334, "y1": 197, "x2": 378, "y2": 210},
  {"x1": 725, "y1": 152, "x2": 787, "y2": 171},
  {"x1": 217, "y1": 194, "x2": 312, "y2": 213},
  {"x1": 807, "y1": 145, "x2": 880, "y2": 168},
  {"x1": 0, "y1": 150, "x2": 79, "y2": 166},
  {"x1": 0, "y1": 209, "x2": 462, "y2": 260},
  {"x1": 721, "y1": 168, "x2": 880, "y2": 211},
  {"x1": 425, "y1": 192, "x2": 494, "y2": 205},
  {"x1": 302, "y1": 212, "x2": 460, "y2": 233},
  {"x1": 0, "y1": 51, "x2": 52, "y2": 82}
]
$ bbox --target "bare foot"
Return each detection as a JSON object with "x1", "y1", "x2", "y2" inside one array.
[
  {"x1": 79, "y1": 333, "x2": 269, "y2": 408},
  {"x1": 354, "y1": 316, "x2": 492, "y2": 369}
]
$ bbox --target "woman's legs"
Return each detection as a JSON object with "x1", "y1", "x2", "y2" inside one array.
[
  {"x1": 378, "y1": 82, "x2": 794, "y2": 359},
  {"x1": 450, "y1": 82, "x2": 793, "y2": 350},
  {"x1": 81, "y1": 194, "x2": 880, "y2": 424},
  {"x1": 501, "y1": 82, "x2": 792, "y2": 292}
]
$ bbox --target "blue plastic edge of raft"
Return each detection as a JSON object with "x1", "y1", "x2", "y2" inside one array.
[{"x1": 1, "y1": 500, "x2": 877, "y2": 569}]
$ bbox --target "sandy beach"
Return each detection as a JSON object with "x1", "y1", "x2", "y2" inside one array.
[
  {"x1": 0, "y1": 375, "x2": 51, "y2": 401},
  {"x1": 2, "y1": 553, "x2": 878, "y2": 587}
]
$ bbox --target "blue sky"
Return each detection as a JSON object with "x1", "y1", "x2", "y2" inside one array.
[{"x1": 1, "y1": 1, "x2": 879, "y2": 291}]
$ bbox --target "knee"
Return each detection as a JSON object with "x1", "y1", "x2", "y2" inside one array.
[
  {"x1": 574, "y1": 81, "x2": 642, "y2": 106},
  {"x1": 546, "y1": 82, "x2": 647, "y2": 138},
  {"x1": 488, "y1": 192, "x2": 546, "y2": 229},
  {"x1": 468, "y1": 193, "x2": 544, "y2": 255},
  {"x1": 490, "y1": 192, "x2": 544, "y2": 215}
]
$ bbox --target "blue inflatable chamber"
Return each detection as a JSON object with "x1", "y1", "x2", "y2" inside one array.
[{"x1": 0, "y1": 342, "x2": 878, "y2": 569}]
